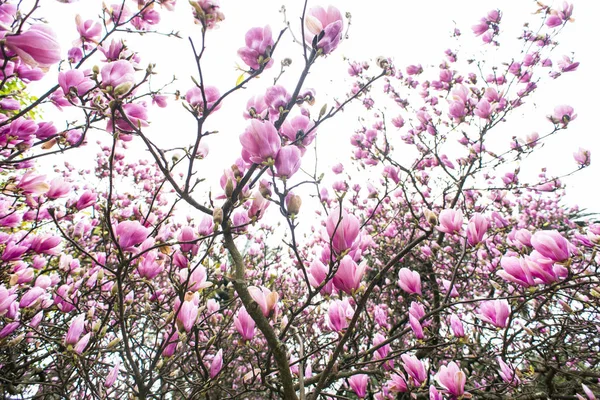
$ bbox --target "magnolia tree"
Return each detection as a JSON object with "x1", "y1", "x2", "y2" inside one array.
[{"x1": 0, "y1": 0, "x2": 597, "y2": 399}]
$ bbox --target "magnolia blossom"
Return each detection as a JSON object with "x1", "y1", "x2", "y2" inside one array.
[
  {"x1": 326, "y1": 207, "x2": 360, "y2": 255},
  {"x1": 530, "y1": 230, "x2": 570, "y2": 262},
  {"x1": 65, "y1": 313, "x2": 85, "y2": 345},
  {"x1": 210, "y1": 349, "x2": 223, "y2": 378},
  {"x1": 437, "y1": 209, "x2": 463, "y2": 234},
  {"x1": 248, "y1": 286, "x2": 278, "y2": 317},
  {"x1": 401, "y1": 354, "x2": 427, "y2": 386},
  {"x1": 327, "y1": 298, "x2": 354, "y2": 332},
  {"x1": 435, "y1": 362, "x2": 466, "y2": 397},
  {"x1": 234, "y1": 306, "x2": 255, "y2": 341},
  {"x1": 348, "y1": 374, "x2": 369, "y2": 398},
  {"x1": 5, "y1": 25, "x2": 61, "y2": 68},
  {"x1": 573, "y1": 147, "x2": 591, "y2": 167},
  {"x1": 332, "y1": 256, "x2": 367, "y2": 294},
  {"x1": 240, "y1": 119, "x2": 281, "y2": 164},
  {"x1": 477, "y1": 299, "x2": 510, "y2": 328},
  {"x1": 305, "y1": 6, "x2": 343, "y2": 55},
  {"x1": 238, "y1": 25, "x2": 274, "y2": 70},
  {"x1": 398, "y1": 268, "x2": 422, "y2": 295}
]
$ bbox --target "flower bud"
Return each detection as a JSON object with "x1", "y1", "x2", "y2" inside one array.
[
  {"x1": 213, "y1": 208, "x2": 223, "y2": 225},
  {"x1": 225, "y1": 179, "x2": 234, "y2": 198},
  {"x1": 286, "y1": 194, "x2": 302, "y2": 216},
  {"x1": 424, "y1": 209, "x2": 438, "y2": 226}
]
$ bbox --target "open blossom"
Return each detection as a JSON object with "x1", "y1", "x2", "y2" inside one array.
[
  {"x1": 5, "y1": 25, "x2": 61, "y2": 69},
  {"x1": 240, "y1": 119, "x2": 281, "y2": 164},
  {"x1": 248, "y1": 286, "x2": 278, "y2": 317},
  {"x1": 101, "y1": 60, "x2": 135, "y2": 92},
  {"x1": 326, "y1": 207, "x2": 360, "y2": 255},
  {"x1": 497, "y1": 357, "x2": 520, "y2": 385},
  {"x1": 573, "y1": 148, "x2": 591, "y2": 167},
  {"x1": 238, "y1": 26, "x2": 274, "y2": 70},
  {"x1": 398, "y1": 268, "x2": 422, "y2": 295},
  {"x1": 115, "y1": 220, "x2": 150, "y2": 250},
  {"x1": 530, "y1": 230, "x2": 570, "y2": 262},
  {"x1": 185, "y1": 86, "x2": 221, "y2": 115},
  {"x1": 58, "y1": 70, "x2": 95, "y2": 97},
  {"x1": 190, "y1": 0, "x2": 225, "y2": 29},
  {"x1": 549, "y1": 105, "x2": 576, "y2": 127},
  {"x1": 274, "y1": 145, "x2": 302, "y2": 179},
  {"x1": 437, "y1": 209, "x2": 463, "y2": 234},
  {"x1": 75, "y1": 15, "x2": 102, "y2": 44},
  {"x1": 332, "y1": 256, "x2": 367, "y2": 294},
  {"x1": 308, "y1": 259, "x2": 334, "y2": 295},
  {"x1": 305, "y1": 6, "x2": 343, "y2": 55},
  {"x1": 477, "y1": 299, "x2": 510, "y2": 328},
  {"x1": 435, "y1": 362, "x2": 466, "y2": 397}
]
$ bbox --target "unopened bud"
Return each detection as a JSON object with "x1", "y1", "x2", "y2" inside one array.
[
  {"x1": 281, "y1": 58, "x2": 292, "y2": 67},
  {"x1": 286, "y1": 194, "x2": 302, "y2": 216},
  {"x1": 424, "y1": 209, "x2": 438, "y2": 226},
  {"x1": 107, "y1": 337, "x2": 121, "y2": 349},
  {"x1": 213, "y1": 208, "x2": 223, "y2": 225},
  {"x1": 113, "y1": 82, "x2": 133, "y2": 97},
  {"x1": 225, "y1": 179, "x2": 234, "y2": 198},
  {"x1": 259, "y1": 180, "x2": 272, "y2": 199},
  {"x1": 92, "y1": 65, "x2": 100, "y2": 75}
]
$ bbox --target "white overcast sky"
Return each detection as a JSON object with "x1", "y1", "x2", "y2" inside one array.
[{"x1": 42, "y1": 0, "x2": 600, "y2": 215}]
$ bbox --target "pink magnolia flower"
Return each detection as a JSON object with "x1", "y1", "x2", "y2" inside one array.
[
  {"x1": 185, "y1": 86, "x2": 221, "y2": 116},
  {"x1": 573, "y1": 147, "x2": 591, "y2": 167},
  {"x1": 435, "y1": 361, "x2": 466, "y2": 397},
  {"x1": 5, "y1": 25, "x2": 61, "y2": 69},
  {"x1": 279, "y1": 114, "x2": 317, "y2": 150},
  {"x1": 137, "y1": 251, "x2": 163, "y2": 279},
  {"x1": 74, "y1": 332, "x2": 91, "y2": 354},
  {"x1": 332, "y1": 256, "x2": 367, "y2": 294},
  {"x1": 308, "y1": 259, "x2": 334, "y2": 295},
  {"x1": 248, "y1": 286, "x2": 279, "y2": 317},
  {"x1": 75, "y1": 15, "x2": 102, "y2": 44},
  {"x1": 19, "y1": 286, "x2": 45, "y2": 308},
  {"x1": 497, "y1": 357, "x2": 520, "y2": 385},
  {"x1": 58, "y1": 70, "x2": 95, "y2": 97},
  {"x1": 101, "y1": 60, "x2": 135, "y2": 92},
  {"x1": 162, "y1": 329, "x2": 179, "y2": 357},
  {"x1": 477, "y1": 299, "x2": 510, "y2": 328},
  {"x1": 115, "y1": 220, "x2": 150, "y2": 250},
  {"x1": 104, "y1": 360, "x2": 121, "y2": 388},
  {"x1": 177, "y1": 295, "x2": 199, "y2": 333},
  {"x1": 18, "y1": 172, "x2": 49, "y2": 195},
  {"x1": 546, "y1": 14, "x2": 562, "y2": 28},
  {"x1": 398, "y1": 268, "x2": 422, "y2": 295},
  {"x1": 401, "y1": 354, "x2": 427, "y2": 386},
  {"x1": 326, "y1": 207, "x2": 360, "y2": 255},
  {"x1": 240, "y1": 119, "x2": 281, "y2": 164},
  {"x1": 305, "y1": 6, "x2": 343, "y2": 55},
  {"x1": 111, "y1": 102, "x2": 149, "y2": 133},
  {"x1": 46, "y1": 178, "x2": 71, "y2": 199},
  {"x1": 65, "y1": 313, "x2": 85, "y2": 345},
  {"x1": 450, "y1": 314, "x2": 465, "y2": 337},
  {"x1": 348, "y1": 374, "x2": 369, "y2": 398},
  {"x1": 549, "y1": 105, "x2": 577, "y2": 127},
  {"x1": 76, "y1": 190, "x2": 97, "y2": 210},
  {"x1": 406, "y1": 64, "x2": 423, "y2": 75},
  {"x1": 388, "y1": 372, "x2": 408, "y2": 392},
  {"x1": 409, "y1": 314, "x2": 424, "y2": 339},
  {"x1": 264, "y1": 85, "x2": 290, "y2": 118},
  {"x1": 274, "y1": 145, "x2": 302, "y2": 179},
  {"x1": 474, "y1": 98, "x2": 494, "y2": 119},
  {"x1": 178, "y1": 226, "x2": 198, "y2": 254},
  {"x1": 498, "y1": 256, "x2": 536, "y2": 287},
  {"x1": 327, "y1": 298, "x2": 354, "y2": 332},
  {"x1": 530, "y1": 230, "x2": 570, "y2": 262},
  {"x1": 238, "y1": 25, "x2": 274, "y2": 70},
  {"x1": 467, "y1": 213, "x2": 489, "y2": 246},
  {"x1": 210, "y1": 349, "x2": 223, "y2": 378},
  {"x1": 437, "y1": 209, "x2": 463, "y2": 234},
  {"x1": 581, "y1": 384, "x2": 597, "y2": 400},
  {"x1": 234, "y1": 306, "x2": 255, "y2": 341}
]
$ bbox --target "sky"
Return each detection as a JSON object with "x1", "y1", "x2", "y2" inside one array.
[{"x1": 42, "y1": 0, "x2": 600, "y2": 215}]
